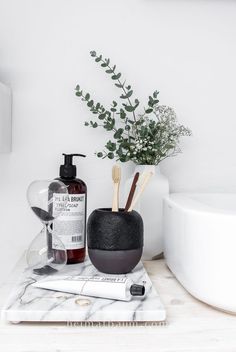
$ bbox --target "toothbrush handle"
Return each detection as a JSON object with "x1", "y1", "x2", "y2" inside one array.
[
  {"x1": 112, "y1": 183, "x2": 119, "y2": 211},
  {"x1": 124, "y1": 172, "x2": 140, "y2": 211},
  {"x1": 128, "y1": 172, "x2": 153, "y2": 212}
]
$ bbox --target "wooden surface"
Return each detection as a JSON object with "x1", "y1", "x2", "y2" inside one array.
[{"x1": 1, "y1": 258, "x2": 236, "y2": 351}]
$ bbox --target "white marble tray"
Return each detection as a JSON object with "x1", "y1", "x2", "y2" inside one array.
[{"x1": 1, "y1": 257, "x2": 166, "y2": 323}]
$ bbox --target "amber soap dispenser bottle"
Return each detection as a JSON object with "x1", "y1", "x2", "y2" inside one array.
[{"x1": 54, "y1": 153, "x2": 87, "y2": 264}]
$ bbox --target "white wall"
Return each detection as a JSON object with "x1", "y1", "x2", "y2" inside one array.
[{"x1": 0, "y1": 0, "x2": 236, "y2": 281}]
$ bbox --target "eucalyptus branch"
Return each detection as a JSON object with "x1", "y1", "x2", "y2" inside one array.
[
  {"x1": 75, "y1": 87, "x2": 115, "y2": 130},
  {"x1": 90, "y1": 51, "x2": 139, "y2": 122},
  {"x1": 75, "y1": 51, "x2": 192, "y2": 164}
]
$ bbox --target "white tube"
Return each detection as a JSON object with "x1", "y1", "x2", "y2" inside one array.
[{"x1": 32, "y1": 276, "x2": 145, "y2": 301}]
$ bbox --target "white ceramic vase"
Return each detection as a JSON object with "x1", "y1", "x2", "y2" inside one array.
[{"x1": 125, "y1": 165, "x2": 169, "y2": 260}]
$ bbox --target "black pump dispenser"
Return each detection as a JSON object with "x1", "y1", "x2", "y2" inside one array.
[{"x1": 60, "y1": 153, "x2": 86, "y2": 179}]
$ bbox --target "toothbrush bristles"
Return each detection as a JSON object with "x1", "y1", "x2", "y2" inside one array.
[{"x1": 112, "y1": 165, "x2": 121, "y2": 183}]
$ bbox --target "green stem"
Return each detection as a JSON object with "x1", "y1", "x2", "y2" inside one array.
[
  {"x1": 80, "y1": 92, "x2": 133, "y2": 139},
  {"x1": 96, "y1": 55, "x2": 137, "y2": 122}
]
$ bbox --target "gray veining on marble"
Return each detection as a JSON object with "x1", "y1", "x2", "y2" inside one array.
[{"x1": 1, "y1": 257, "x2": 166, "y2": 323}]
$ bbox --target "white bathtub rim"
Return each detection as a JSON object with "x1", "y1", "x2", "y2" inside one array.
[{"x1": 164, "y1": 193, "x2": 236, "y2": 216}]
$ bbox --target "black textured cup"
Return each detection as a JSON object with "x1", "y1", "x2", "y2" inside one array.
[{"x1": 87, "y1": 208, "x2": 143, "y2": 274}]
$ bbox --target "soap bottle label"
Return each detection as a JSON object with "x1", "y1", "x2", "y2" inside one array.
[{"x1": 52, "y1": 193, "x2": 86, "y2": 250}]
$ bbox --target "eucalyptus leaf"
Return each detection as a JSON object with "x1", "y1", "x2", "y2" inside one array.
[
  {"x1": 120, "y1": 90, "x2": 133, "y2": 99},
  {"x1": 87, "y1": 100, "x2": 94, "y2": 107},
  {"x1": 98, "y1": 113, "x2": 106, "y2": 120},
  {"x1": 95, "y1": 55, "x2": 102, "y2": 62},
  {"x1": 112, "y1": 73, "x2": 121, "y2": 80},
  {"x1": 114, "y1": 128, "x2": 124, "y2": 139},
  {"x1": 119, "y1": 155, "x2": 126, "y2": 162},
  {"x1": 128, "y1": 119, "x2": 134, "y2": 124},
  {"x1": 118, "y1": 108, "x2": 126, "y2": 119},
  {"x1": 106, "y1": 141, "x2": 116, "y2": 151},
  {"x1": 123, "y1": 104, "x2": 135, "y2": 112},
  {"x1": 107, "y1": 152, "x2": 115, "y2": 159},
  {"x1": 153, "y1": 90, "x2": 159, "y2": 98}
]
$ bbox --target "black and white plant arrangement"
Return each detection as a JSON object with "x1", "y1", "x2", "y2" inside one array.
[{"x1": 75, "y1": 51, "x2": 191, "y2": 165}]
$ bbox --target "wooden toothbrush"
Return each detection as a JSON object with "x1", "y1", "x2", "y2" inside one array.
[
  {"x1": 124, "y1": 172, "x2": 140, "y2": 211},
  {"x1": 112, "y1": 165, "x2": 121, "y2": 212},
  {"x1": 128, "y1": 171, "x2": 153, "y2": 212}
]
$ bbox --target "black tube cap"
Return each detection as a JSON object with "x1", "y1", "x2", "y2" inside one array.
[{"x1": 130, "y1": 284, "x2": 145, "y2": 296}]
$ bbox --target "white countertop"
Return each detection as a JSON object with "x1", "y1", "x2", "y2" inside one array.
[{"x1": 1, "y1": 259, "x2": 236, "y2": 352}]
